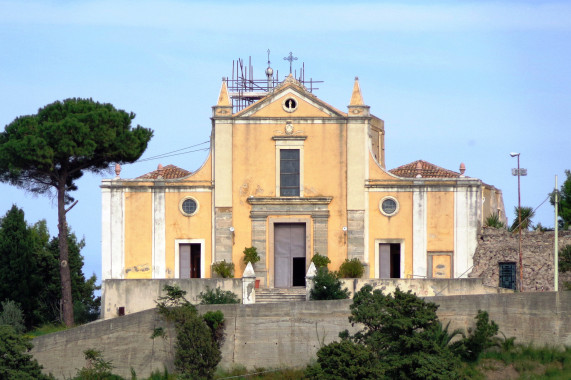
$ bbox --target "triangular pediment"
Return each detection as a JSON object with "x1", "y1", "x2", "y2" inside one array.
[{"x1": 235, "y1": 78, "x2": 346, "y2": 119}]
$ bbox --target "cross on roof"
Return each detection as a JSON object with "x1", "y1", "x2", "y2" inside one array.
[{"x1": 283, "y1": 52, "x2": 298, "y2": 74}]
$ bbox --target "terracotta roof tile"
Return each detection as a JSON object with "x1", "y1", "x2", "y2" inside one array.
[
  {"x1": 389, "y1": 160, "x2": 462, "y2": 179},
  {"x1": 137, "y1": 164, "x2": 192, "y2": 180}
]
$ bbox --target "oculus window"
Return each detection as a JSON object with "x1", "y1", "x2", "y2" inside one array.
[
  {"x1": 179, "y1": 197, "x2": 199, "y2": 216},
  {"x1": 280, "y1": 149, "x2": 300, "y2": 196},
  {"x1": 380, "y1": 196, "x2": 399, "y2": 216},
  {"x1": 282, "y1": 97, "x2": 298, "y2": 113}
]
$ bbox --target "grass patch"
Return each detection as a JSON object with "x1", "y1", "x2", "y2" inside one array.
[
  {"x1": 214, "y1": 366, "x2": 305, "y2": 379},
  {"x1": 27, "y1": 323, "x2": 68, "y2": 337},
  {"x1": 469, "y1": 345, "x2": 571, "y2": 379}
]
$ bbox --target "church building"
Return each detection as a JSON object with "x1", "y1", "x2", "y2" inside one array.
[{"x1": 101, "y1": 66, "x2": 505, "y2": 288}]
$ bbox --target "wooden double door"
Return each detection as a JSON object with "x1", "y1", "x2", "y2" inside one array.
[{"x1": 274, "y1": 223, "x2": 306, "y2": 288}]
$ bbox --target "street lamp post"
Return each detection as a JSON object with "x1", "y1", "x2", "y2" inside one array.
[{"x1": 510, "y1": 152, "x2": 526, "y2": 291}]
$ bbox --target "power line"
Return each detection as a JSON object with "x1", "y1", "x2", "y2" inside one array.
[
  {"x1": 511, "y1": 195, "x2": 550, "y2": 231},
  {"x1": 136, "y1": 141, "x2": 210, "y2": 163}
]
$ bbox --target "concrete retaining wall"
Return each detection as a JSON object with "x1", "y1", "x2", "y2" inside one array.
[
  {"x1": 33, "y1": 292, "x2": 571, "y2": 379},
  {"x1": 102, "y1": 278, "x2": 242, "y2": 319},
  {"x1": 339, "y1": 277, "x2": 511, "y2": 298}
]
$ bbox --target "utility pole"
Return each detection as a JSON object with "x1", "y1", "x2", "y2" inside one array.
[
  {"x1": 555, "y1": 175, "x2": 559, "y2": 291},
  {"x1": 511, "y1": 152, "x2": 527, "y2": 292}
]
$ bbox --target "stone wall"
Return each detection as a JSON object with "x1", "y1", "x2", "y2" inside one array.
[
  {"x1": 214, "y1": 208, "x2": 233, "y2": 262},
  {"x1": 339, "y1": 277, "x2": 512, "y2": 298},
  {"x1": 102, "y1": 278, "x2": 242, "y2": 319},
  {"x1": 347, "y1": 210, "x2": 365, "y2": 261},
  {"x1": 469, "y1": 228, "x2": 571, "y2": 291},
  {"x1": 33, "y1": 292, "x2": 571, "y2": 379}
]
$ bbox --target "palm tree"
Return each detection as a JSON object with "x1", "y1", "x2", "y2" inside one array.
[
  {"x1": 430, "y1": 321, "x2": 465, "y2": 349},
  {"x1": 510, "y1": 206, "x2": 535, "y2": 232}
]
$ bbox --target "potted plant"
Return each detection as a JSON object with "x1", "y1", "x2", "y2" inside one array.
[
  {"x1": 212, "y1": 260, "x2": 234, "y2": 278},
  {"x1": 243, "y1": 246, "x2": 261, "y2": 288}
]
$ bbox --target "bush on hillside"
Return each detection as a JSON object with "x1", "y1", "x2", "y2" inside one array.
[
  {"x1": 310, "y1": 268, "x2": 350, "y2": 301},
  {"x1": 0, "y1": 325, "x2": 54, "y2": 380},
  {"x1": 310, "y1": 285, "x2": 464, "y2": 379},
  {"x1": 559, "y1": 245, "x2": 571, "y2": 273},
  {"x1": 305, "y1": 339, "x2": 382, "y2": 379},
  {"x1": 154, "y1": 285, "x2": 222, "y2": 380},
  {"x1": 0, "y1": 299, "x2": 25, "y2": 334},
  {"x1": 198, "y1": 287, "x2": 240, "y2": 305},
  {"x1": 451, "y1": 310, "x2": 499, "y2": 362},
  {"x1": 72, "y1": 348, "x2": 122, "y2": 380}
]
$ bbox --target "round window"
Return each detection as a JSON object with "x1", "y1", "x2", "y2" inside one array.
[
  {"x1": 380, "y1": 196, "x2": 399, "y2": 216},
  {"x1": 282, "y1": 97, "x2": 298, "y2": 113},
  {"x1": 180, "y1": 197, "x2": 199, "y2": 216}
]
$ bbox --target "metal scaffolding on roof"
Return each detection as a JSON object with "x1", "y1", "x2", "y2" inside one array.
[{"x1": 226, "y1": 52, "x2": 323, "y2": 113}]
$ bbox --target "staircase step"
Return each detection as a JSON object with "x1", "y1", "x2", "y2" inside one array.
[{"x1": 255, "y1": 288, "x2": 307, "y2": 303}]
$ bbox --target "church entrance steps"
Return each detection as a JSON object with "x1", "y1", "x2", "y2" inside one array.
[{"x1": 255, "y1": 287, "x2": 306, "y2": 303}]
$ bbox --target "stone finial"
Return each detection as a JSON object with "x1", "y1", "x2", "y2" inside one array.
[
  {"x1": 306, "y1": 262, "x2": 317, "y2": 279},
  {"x1": 459, "y1": 162, "x2": 466, "y2": 177},
  {"x1": 157, "y1": 163, "x2": 164, "y2": 179},
  {"x1": 243, "y1": 262, "x2": 256, "y2": 278},
  {"x1": 217, "y1": 78, "x2": 231, "y2": 107},
  {"x1": 349, "y1": 76, "x2": 365, "y2": 106},
  {"x1": 114, "y1": 163, "x2": 121, "y2": 179},
  {"x1": 305, "y1": 262, "x2": 318, "y2": 301},
  {"x1": 415, "y1": 161, "x2": 423, "y2": 178}
]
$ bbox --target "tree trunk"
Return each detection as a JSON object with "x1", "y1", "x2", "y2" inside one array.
[{"x1": 57, "y1": 180, "x2": 74, "y2": 327}]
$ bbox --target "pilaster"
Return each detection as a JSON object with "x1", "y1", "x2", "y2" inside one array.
[
  {"x1": 152, "y1": 182, "x2": 166, "y2": 278},
  {"x1": 413, "y1": 184, "x2": 428, "y2": 278}
]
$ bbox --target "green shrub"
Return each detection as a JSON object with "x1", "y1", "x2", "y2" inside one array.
[
  {"x1": 73, "y1": 348, "x2": 121, "y2": 380},
  {"x1": 559, "y1": 244, "x2": 571, "y2": 273},
  {"x1": 174, "y1": 314, "x2": 221, "y2": 380},
  {"x1": 0, "y1": 299, "x2": 25, "y2": 334},
  {"x1": 243, "y1": 246, "x2": 260, "y2": 265},
  {"x1": 310, "y1": 268, "x2": 350, "y2": 300},
  {"x1": 484, "y1": 212, "x2": 505, "y2": 229},
  {"x1": 0, "y1": 325, "x2": 54, "y2": 380},
  {"x1": 203, "y1": 310, "x2": 226, "y2": 349},
  {"x1": 451, "y1": 310, "x2": 499, "y2": 362},
  {"x1": 339, "y1": 258, "x2": 364, "y2": 278},
  {"x1": 198, "y1": 287, "x2": 240, "y2": 305},
  {"x1": 316, "y1": 285, "x2": 464, "y2": 379},
  {"x1": 154, "y1": 285, "x2": 222, "y2": 380},
  {"x1": 212, "y1": 260, "x2": 235, "y2": 278},
  {"x1": 311, "y1": 253, "x2": 331, "y2": 269},
  {"x1": 73, "y1": 300, "x2": 99, "y2": 325},
  {"x1": 305, "y1": 339, "x2": 382, "y2": 379}
]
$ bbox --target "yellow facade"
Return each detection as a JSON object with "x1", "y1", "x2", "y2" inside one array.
[
  {"x1": 101, "y1": 73, "x2": 505, "y2": 286},
  {"x1": 124, "y1": 190, "x2": 152, "y2": 279}
]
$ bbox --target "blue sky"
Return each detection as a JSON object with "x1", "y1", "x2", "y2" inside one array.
[{"x1": 1, "y1": 0, "x2": 570, "y2": 283}]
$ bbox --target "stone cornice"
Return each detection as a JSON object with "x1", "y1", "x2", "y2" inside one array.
[
  {"x1": 247, "y1": 196, "x2": 333, "y2": 205},
  {"x1": 250, "y1": 210, "x2": 330, "y2": 219},
  {"x1": 101, "y1": 179, "x2": 213, "y2": 191},
  {"x1": 272, "y1": 135, "x2": 307, "y2": 141},
  {"x1": 366, "y1": 178, "x2": 481, "y2": 190}
]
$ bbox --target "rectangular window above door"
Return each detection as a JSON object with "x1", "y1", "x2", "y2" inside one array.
[{"x1": 280, "y1": 149, "x2": 300, "y2": 196}]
